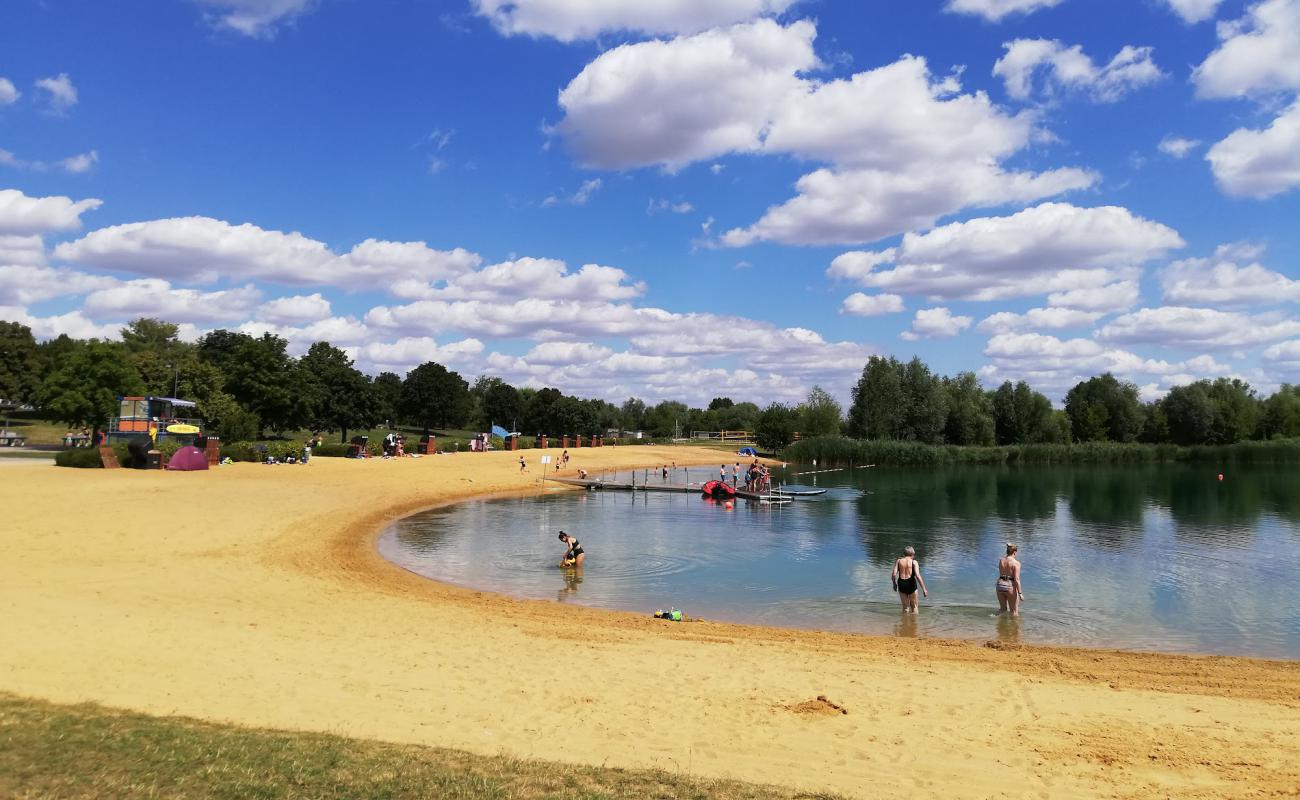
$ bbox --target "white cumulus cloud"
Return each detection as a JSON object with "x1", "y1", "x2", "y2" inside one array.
[
  {"x1": 1161, "y1": 244, "x2": 1300, "y2": 304},
  {"x1": 34, "y1": 73, "x2": 77, "y2": 112},
  {"x1": 555, "y1": 19, "x2": 816, "y2": 171},
  {"x1": 841, "y1": 292, "x2": 905, "y2": 316},
  {"x1": 1206, "y1": 101, "x2": 1300, "y2": 198},
  {"x1": 977, "y1": 307, "x2": 1104, "y2": 333},
  {"x1": 1193, "y1": 0, "x2": 1300, "y2": 99},
  {"x1": 1098, "y1": 306, "x2": 1300, "y2": 349},
  {"x1": 0, "y1": 265, "x2": 116, "y2": 305},
  {"x1": 1158, "y1": 136, "x2": 1201, "y2": 158},
  {"x1": 901, "y1": 307, "x2": 972, "y2": 340},
  {"x1": 256, "y1": 293, "x2": 333, "y2": 324},
  {"x1": 0, "y1": 189, "x2": 102, "y2": 236},
  {"x1": 473, "y1": 0, "x2": 797, "y2": 41},
  {"x1": 0, "y1": 78, "x2": 19, "y2": 105},
  {"x1": 946, "y1": 0, "x2": 1063, "y2": 21},
  {"x1": 82, "y1": 279, "x2": 262, "y2": 324},
  {"x1": 53, "y1": 216, "x2": 482, "y2": 290},
  {"x1": 827, "y1": 203, "x2": 1183, "y2": 303},
  {"x1": 1163, "y1": 0, "x2": 1225, "y2": 23},
  {"x1": 391, "y1": 257, "x2": 644, "y2": 303},
  {"x1": 59, "y1": 150, "x2": 99, "y2": 174},
  {"x1": 197, "y1": 0, "x2": 319, "y2": 38},
  {"x1": 993, "y1": 39, "x2": 1165, "y2": 103}
]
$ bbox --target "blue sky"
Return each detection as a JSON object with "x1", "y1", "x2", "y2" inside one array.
[{"x1": 2, "y1": 0, "x2": 1299, "y2": 405}]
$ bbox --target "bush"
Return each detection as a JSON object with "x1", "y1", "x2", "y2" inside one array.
[{"x1": 54, "y1": 447, "x2": 104, "y2": 468}]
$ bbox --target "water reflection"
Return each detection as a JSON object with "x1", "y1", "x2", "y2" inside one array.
[{"x1": 378, "y1": 463, "x2": 1300, "y2": 659}]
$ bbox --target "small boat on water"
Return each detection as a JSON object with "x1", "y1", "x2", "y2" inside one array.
[
  {"x1": 770, "y1": 488, "x2": 828, "y2": 497},
  {"x1": 701, "y1": 479, "x2": 737, "y2": 499}
]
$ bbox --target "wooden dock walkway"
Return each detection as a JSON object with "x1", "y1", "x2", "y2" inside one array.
[{"x1": 544, "y1": 476, "x2": 780, "y2": 502}]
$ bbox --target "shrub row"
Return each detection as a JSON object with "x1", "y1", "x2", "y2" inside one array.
[{"x1": 783, "y1": 436, "x2": 1300, "y2": 466}]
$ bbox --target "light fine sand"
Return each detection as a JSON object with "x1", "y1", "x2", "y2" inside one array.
[{"x1": 2, "y1": 448, "x2": 1297, "y2": 799}]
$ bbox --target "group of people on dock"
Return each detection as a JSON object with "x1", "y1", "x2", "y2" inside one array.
[{"x1": 892, "y1": 542, "x2": 1024, "y2": 616}]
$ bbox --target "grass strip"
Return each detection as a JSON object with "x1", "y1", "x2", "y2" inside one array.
[{"x1": 0, "y1": 694, "x2": 840, "y2": 800}]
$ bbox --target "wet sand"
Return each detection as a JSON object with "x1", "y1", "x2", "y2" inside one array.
[{"x1": 3, "y1": 447, "x2": 1297, "y2": 798}]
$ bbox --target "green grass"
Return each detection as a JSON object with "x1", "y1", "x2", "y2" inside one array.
[
  {"x1": 0, "y1": 694, "x2": 839, "y2": 800},
  {"x1": 0, "y1": 411, "x2": 69, "y2": 446},
  {"x1": 784, "y1": 435, "x2": 1300, "y2": 466}
]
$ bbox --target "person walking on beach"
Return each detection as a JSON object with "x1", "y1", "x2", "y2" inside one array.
[
  {"x1": 558, "y1": 531, "x2": 585, "y2": 567},
  {"x1": 892, "y1": 546, "x2": 928, "y2": 613},
  {"x1": 519, "y1": 455, "x2": 526, "y2": 473},
  {"x1": 996, "y1": 543, "x2": 1024, "y2": 616}
]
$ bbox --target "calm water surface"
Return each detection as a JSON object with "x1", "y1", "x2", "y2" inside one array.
[{"x1": 379, "y1": 463, "x2": 1300, "y2": 659}]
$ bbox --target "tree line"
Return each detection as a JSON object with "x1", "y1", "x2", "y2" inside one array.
[
  {"x1": 817, "y1": 355, "x2": 1300, "y2": 452},
  {"x1": 0, "y1": 318, "x2": 836, "y2": 443},
  {"x1": 3, "y1": 318, "x2": 1297, "y2": 449}
]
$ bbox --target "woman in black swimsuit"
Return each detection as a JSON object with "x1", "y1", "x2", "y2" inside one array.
[
  {"x1": 558, "y1": 531, "x2": 585, "y2": 567},
  {"x1": 891, "y1": 546, "x2": 928, "y2": 613}
]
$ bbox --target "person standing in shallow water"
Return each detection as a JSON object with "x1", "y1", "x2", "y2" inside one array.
[
  {"x1": 891, "y1": 546, "x2": 928, "y2": 613},
  {"x1": 996, "y1": 543, "x2": 1024, "y2": 616}
]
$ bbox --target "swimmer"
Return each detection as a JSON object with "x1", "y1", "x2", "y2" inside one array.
[
  {"x1": 891, "y1": 545, "x2": 928, "y2": 613},
  {"x1": 558, "y1": 531, "x2": 585, "y2": 567},
  {"x1": 996, "y1": 542, "x2": 1024, "y2": 617}
]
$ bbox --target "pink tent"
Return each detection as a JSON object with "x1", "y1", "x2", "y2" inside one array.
[{"x1": 166, "y1": 445, "x2": 209, "y2": 471}]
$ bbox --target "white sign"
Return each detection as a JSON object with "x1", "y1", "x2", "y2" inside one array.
[{"x1": 541, "y1": 455, "x2": 552, "y2": 464}]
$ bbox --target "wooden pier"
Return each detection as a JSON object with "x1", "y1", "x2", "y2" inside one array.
[{"x1": 543, "y1": 476, "x2": 817, "y2": 502}]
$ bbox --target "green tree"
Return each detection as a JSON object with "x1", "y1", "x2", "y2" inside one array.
[
  {"x1": 1204, "y1": 377, "x2": 1259, "y2": 444},
  {"x1": 372, "y1": 372, "x2": 403, "y2": 426},
  {"x1": 33, "y1": 334, "x2": 82, "y2": 390},
  {"x1": 847, "y1": 356, "x2": 904, "y2": 439},
  {"x1": 898, "y1": 357, "x2": 947, "y2": 444},
  {"x1": 797, "y1": 386, "x2": 843, "y2": 438},
  {"x1": 992, "y1": 381, "x2": 1059, "y2": 445},
  {"x1": 643, "y1": 400, "x2": 688, "y2": 438},
  {"x1": 1162, "y1": 382, "x2": 1214, "y2": 445},
  {"x1": 1065, "y1": 374, "x2": 1142, "y2": 442},
  {"x1": 716, "y1": 400, "x2": 759, "y2": 432},
  {"x1": 942, "y1": 372, "x2": 995, "y2": 446},
  {"x1": 401, "y1": 362, "x2": 471, "y2": 432},
  {"x1": 481, "y1": 379, "x2": 522, "y2": 431},
  {"x1": 707, "y1": 397, "x2": 734, "y2": 411},
  {"x1": 755, "y1": 402, "x2": 798, "y2": 451},
  {"x1": 0, "y1": 321, "x2": 39, "y2": 404},
  {"x1": 1259, "y1": 385, "x2": 1300, "y2": 439},
  {"x1": 552, "y1": 395, "x2": 598, "y2": 435},
  {"x1": 619, "y1": 397, "x2": 646, "y2": 432},
  {"x1": 301, "y1": 342, "x2": 379, "y2": 443},
  {"x1": 38, "y1": 341, "x2": 144, "y2": 439},
  {"x1": 199, "y1": 331, "x2": 313, "y2": 436},
  {"x1": 522, "y1": 387, "x2": 563, "y2": 435}
]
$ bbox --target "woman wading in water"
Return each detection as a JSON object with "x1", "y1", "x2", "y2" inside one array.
[
  {"x1": 996, "y1": 543, "x2": 1024, "y2": 616},
  {"x1": 891, "y1": 546, "x2": 927, "y2": 613}
]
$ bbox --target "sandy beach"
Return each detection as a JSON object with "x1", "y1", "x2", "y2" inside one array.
[{"x1": 3, "y1": 446, "x2": 1297, "y2": 799}]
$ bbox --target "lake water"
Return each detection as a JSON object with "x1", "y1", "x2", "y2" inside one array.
[{"x1": 379, "y1": 463, "x2": 1300, "y2": 659}]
